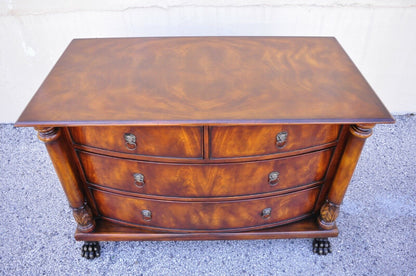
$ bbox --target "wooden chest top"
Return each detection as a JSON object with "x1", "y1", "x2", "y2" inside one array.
[{"x1": 15, "y1": 37, "x2": 394, "y2": 126}]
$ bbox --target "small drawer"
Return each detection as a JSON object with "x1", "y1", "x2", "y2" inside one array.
[
  {"x1": 210, "y1": 124, "x2": 340, "y2": 158},
  {"x1": 70, "y1": 126, "x2": 203, "y2": 158},
  {"x1": 78, "y1": 148, "x2": 332, "y2": 198},
  {"x1": 91, "y1": 187, "x2": 320, "y2": 231}
]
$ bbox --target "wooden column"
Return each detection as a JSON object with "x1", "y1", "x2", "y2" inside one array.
[
  {"x1": 35, "y1": 127, "x2": 95, "y2": 233},
  {"x1": 318, "y1": 124, "x2": 375, "y2": 230}
]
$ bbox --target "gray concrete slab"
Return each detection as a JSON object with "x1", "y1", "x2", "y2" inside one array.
[{"x1": 1, "y1": 114, "x2": 415, "y2": 275}]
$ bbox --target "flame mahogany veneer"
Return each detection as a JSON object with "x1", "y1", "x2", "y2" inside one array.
[{"x1": 15, "y1": 37, "x2": 394, "y2": 256}]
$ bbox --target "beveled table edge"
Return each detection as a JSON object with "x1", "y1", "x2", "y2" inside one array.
[{"x1": 14, "y1": 117, "x2": 395, "y2": 127}]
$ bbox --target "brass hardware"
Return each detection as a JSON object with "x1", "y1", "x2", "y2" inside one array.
[
  {"x1": 142, "y1": 209, "x2": 152, "y2": 221},
  {"x1": 124, "y1": 133, "x2": 137, "y2": 150},
  {"x1": 276, "y1": 131, "x2": 288, "y2": 148},
  {"x1": 133, "y1": 173, "x2": 145, "y2": 188},
  {"x1": 268, "y1": 171, "x2": 280, "y2": 186},
  {"x1": 261, "y1": 207, "x2": 272, "y2": 219}
]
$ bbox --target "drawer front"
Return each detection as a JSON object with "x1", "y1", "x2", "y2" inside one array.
[
  {"x1": 78, "y1": 149, "x2": 332, "y2": 197},
  {"x1": 70, "y1": 126, "x2": 203, "y2": 158},
  {"x1": 92, "y1": 187, "x2": 320, "y2": 231},
  {"x1": 210, "y1": 125, "x2": 340, "y2": 158}
]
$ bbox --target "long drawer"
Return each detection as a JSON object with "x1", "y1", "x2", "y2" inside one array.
[
  {"x1": 78, "y1": 148, "x2": 333, "y2": 198},
  {"x1": 91, "y1": 187, "x2": 321, "y2": 231}
]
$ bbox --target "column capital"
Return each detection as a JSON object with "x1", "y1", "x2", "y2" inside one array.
[
  {"x1": 34, "y1": 127, "x2": 61, "y2": 143},
  {"x1": 350, "y1": 124, "x2": 375, "y2": 139}
]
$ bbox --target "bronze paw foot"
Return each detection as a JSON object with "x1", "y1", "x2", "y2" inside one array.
[
  {"x1": 81, "y1": 241, "x2": 100, "y2": 259},
  {"x1": 313, "y1": 238, "x2": 331, "y2": 255}
]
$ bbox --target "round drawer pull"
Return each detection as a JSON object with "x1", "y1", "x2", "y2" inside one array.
[
  {"x1": 268, "y1": 171, "x2": 280, "y2": 186},
  {"x1": 124, "y1": 133, "x2": 137, "y2": 150},
  {"x1": 141, "y1": 209, "x2": 152, "y2": 221},
  {"x1": 261, "y1": 207, "x2": 272, "y2": 219},
  {"x1": 133, "y1": 173, "x2": 145, "y2": 188},
  {"x1": 276, "y1": 131, "x2": 288, "y2": 148}
]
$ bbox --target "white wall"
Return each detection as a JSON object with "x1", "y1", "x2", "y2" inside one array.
[{"x1": 1, "y1": 0, "x2": 415, "y2": 123}]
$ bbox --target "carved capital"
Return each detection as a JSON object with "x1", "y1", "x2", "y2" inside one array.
[
  {"x1": 72, "y1": 203, "x2": 96, "y2": 233},
  {"x1": 350, "y1": 124, "x2": 375, "y2": 139},
  {"x1": 318, "y1": 200, "x2": 340, "y2": 230},
  {"x1": 34, "y1": 127, "x2": 61, "y2": 143}
]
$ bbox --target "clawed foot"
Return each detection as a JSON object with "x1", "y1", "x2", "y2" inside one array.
[
  {"x1": 81, "y1": 241, "x2": 100, "y2": 259},
  {"x1": 313, "y1": 238, "x2": 331, "y2": 255}
]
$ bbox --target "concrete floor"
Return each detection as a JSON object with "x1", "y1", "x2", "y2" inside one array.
[{"x1": 1, "y1": 114, "x2": 415, "y2": 275}]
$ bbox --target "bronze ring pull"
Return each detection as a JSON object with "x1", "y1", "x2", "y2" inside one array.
[
  {"x1": 268, "y1": 171, "x2": 280, "y2": 186},
  {"x1": 276, "y1": 131, "x2": 288, "y2": 148},
  {"x1": 133, "y1": 173, "x2": 145, "y2": 188},
  {"x1": 124, "y1": 133, "x2": 137, "y2": 150},
  {"x1": 261, "y1": 207, "x2": 272, "y2": 219},
  {"x1": 142, "y1": 209, "x2": 152, "y2": 221}
]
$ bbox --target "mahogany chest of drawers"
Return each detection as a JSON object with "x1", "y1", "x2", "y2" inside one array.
[{"x1": 15, "y1": 37, "x2": 394, "y2": 258}]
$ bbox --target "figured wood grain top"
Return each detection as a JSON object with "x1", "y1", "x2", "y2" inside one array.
[{"x1": 16, "y1": 37, "x2": 394, "y2": 126}]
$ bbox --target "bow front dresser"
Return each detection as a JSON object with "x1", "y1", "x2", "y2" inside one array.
[{"x1": 15, "y1": 37, "x2": 394, "y2": 258}]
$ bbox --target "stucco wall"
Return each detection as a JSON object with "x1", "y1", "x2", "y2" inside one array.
[{"x1": 1, "y1": 1, "x2": 415, "y2": 123}]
